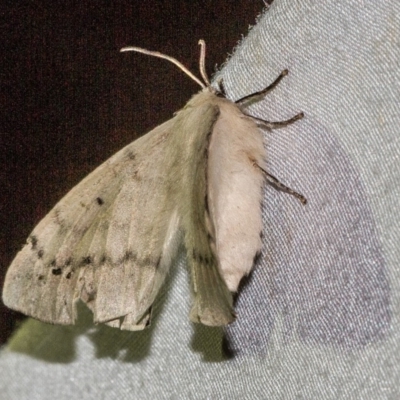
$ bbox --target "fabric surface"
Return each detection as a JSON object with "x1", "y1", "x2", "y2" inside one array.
[{"x1": 1, "y1": 0, "x2": 400, "y2": 398}]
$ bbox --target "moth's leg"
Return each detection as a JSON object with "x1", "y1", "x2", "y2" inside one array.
[
  {"x1": 236, "y1": 69, "x2": 304, "y2": 128},
  {"x1": 217, "y1": 78, "x2": 227, "y2": 97},
  {"x1": 235, "y1": 69, "x2": 288, "y2": 104},
  {"x1": 257, "y1": 165, "x2": 307, "y2": 205},
  {"x1": 249, "y1": 112, "x2": 304, "y2": 130}
]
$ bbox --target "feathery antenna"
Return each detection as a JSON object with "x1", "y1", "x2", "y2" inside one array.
[{"x1": 120, "y1": 42, "x2": 209, "y2": 90}]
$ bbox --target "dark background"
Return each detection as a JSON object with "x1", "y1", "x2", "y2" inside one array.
[{"x1": 0, "y1": 1, "x2": 272, "y2": 344}]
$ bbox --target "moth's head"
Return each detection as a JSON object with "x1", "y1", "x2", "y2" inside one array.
[{"x1": 201, "y1": 83, "x2": 225, "y2": 98}]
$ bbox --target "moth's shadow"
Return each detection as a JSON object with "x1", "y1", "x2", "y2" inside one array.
[
  {"x1": 5, "y1": 253, "x2": 236, "y2": 363},
  {"x1": 189, "y1": 273, "x2": 257, "y2": 361},
  {"x1": 225, "y1": 119, "x2": 392, "y2": 356},
  {"x1": 5, "y1": 303, "x2": 151, "y2": 363},
  {"x1": 190, "y1": 324, "x2": 232, "y2": 362},
  {"x1": 6, "y1": 263, "x2": 178, "y2": 363},
  {"x1": 6, "y1": 316, "x2": 83, "y2": 364}
]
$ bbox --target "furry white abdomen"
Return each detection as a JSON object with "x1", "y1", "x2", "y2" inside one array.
[{"x1": 207, "y1": 100, "x2": 265, "y2": 292}]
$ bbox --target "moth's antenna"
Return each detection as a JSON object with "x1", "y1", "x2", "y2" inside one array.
[
  {"x1": 198, "y1": 39, "x2": 211, "y2": 88},
  {"x1": 120, "y1": 46, "x2": 206, "y2": 89}
]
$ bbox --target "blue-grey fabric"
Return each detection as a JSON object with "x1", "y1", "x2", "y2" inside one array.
[{"x1": 1, "y1": 1, "x2": 400, "y2": 398}]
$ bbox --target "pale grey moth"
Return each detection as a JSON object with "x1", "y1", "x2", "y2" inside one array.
[{"x1": 2, "y1": 40, "x2": 305, "y2": 331}]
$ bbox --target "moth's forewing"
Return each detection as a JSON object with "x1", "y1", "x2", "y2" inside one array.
[
  {"x1": 3, "y1": 118, "x2": 182, "y2": 330},
  {"x1": 3, "y1": 91, "x2": 242, "y2": 330}
]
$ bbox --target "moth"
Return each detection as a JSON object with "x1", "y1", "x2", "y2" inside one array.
[{"x1": 2, "y1": 40, "x2": 305, "y2": 330}]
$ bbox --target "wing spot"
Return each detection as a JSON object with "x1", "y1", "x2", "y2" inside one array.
[
  {"x1": 192, "y1": 250, "x2": 212, "y2": 266},
  {"x1": 96, "y1": 197, "x2": 104, "y2": 205},
  {"x1": 54, "y1": 208, "x2": 64, "y2": 226},
  {"x1": 30, "y1": 235, "x2": 38, "y2": 249},
  {"x1": 82, "y1": 256, "x2": 92, "y2": 265},
  {"x1": 125, "y1": 149, "x2": 136, "y2": 161},
  {"x1": 122, "y1": 250, "x2": 137, "y2": 263},
  {"x1": 207, "y1": 232, "x2": 215, "y2": 243},
  {"x1": 132, "y1": 169, "x2": 142, "y2": 181},
  {"x1": 54, "y1": 208, "x2": 72, "y2": 233},
  {"x1": 142, "y1": 256, "x2": 151, "y2": 266},
  {"x1": 52, "y1": 268, "x2": 62, "y2": 276},
  {"x1": 66, "y1": 272, "x2": 72, "y2": 279},
  {"x1": 37, "y1": 249, "x2": 44, "y2": 259},
  {"x1": 132, "y1": 255, "x2": 160, "y2": 267},
  {"x1": 37, "y1": 274, "x2": 45, "y2": 281}
]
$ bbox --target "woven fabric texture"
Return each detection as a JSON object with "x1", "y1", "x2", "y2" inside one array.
[{"x1": 1, "y1": 1, "x2": 399, "y2": 398}]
